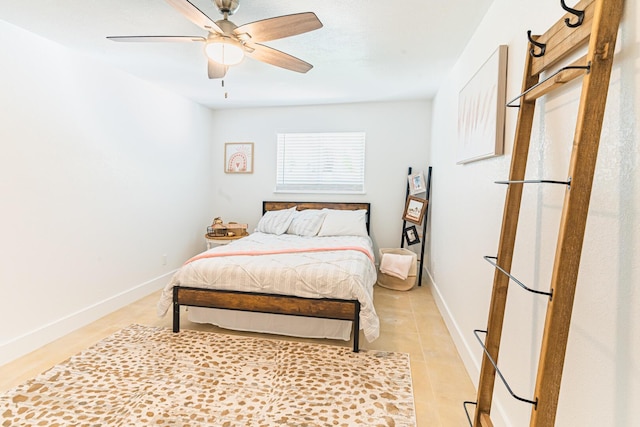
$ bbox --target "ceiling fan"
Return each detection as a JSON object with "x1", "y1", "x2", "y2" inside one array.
[{"x1": 107, "y1": 0, "x2": 323, "y2": 79}]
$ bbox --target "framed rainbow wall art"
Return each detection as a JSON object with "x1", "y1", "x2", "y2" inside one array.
[{"x1": 224, "y1": 142, "x2": 254, "y2": 173}]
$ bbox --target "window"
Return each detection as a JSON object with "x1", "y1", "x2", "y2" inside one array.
[{"x1": 276, "y1": 132, "x2": 366, "y2": 194}]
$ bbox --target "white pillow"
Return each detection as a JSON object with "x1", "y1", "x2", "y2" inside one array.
[
  {"x1": 286, "y1": 209, "x2": 327, "y2": 237},
  {"x1": 317, "y1": 209, "x2": 368, "y2": 237},
  {"x1": 255, "y1": 206, "x2": 297, "y2": 235}
]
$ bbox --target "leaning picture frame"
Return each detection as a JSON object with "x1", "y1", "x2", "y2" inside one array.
[
  {"x1": 404, "y1": 225, "x2": 421, "y2": 245},
  {"x1": 224, "y1": 143, "x2": 254, "y2": 174},
  {"x1": 402, "y1": 195, "x2": 428, "y2": 225},
  {"x1": 408, "y1": 171, "x2": 426, "y2": 195}
]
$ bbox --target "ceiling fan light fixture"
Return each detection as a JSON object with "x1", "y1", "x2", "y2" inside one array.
[{"x1": 205, "y1": 38, "x2": 244, "y2": 66}]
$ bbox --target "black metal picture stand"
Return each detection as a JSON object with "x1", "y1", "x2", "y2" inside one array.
[{"x1": 400, "y1": 166, "x2": 432, "y2": 286}]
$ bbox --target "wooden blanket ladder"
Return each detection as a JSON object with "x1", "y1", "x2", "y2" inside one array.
[{"x1": 465, "y1": 0, "x2": 623, "y2": 425}]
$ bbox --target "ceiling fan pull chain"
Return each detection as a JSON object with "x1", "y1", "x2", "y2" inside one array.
[{"x1": 222, "y1": 79, "x2": 228, "y2": 98}]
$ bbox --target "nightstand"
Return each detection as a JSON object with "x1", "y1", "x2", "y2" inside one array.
[{"x1": 205, "y1": 233, "x2": 248, "y2": 249}]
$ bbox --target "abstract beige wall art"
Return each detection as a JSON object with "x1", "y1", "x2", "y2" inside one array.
[{"x1": 457, "y1": 45, "x2": 508, "y2": 164}]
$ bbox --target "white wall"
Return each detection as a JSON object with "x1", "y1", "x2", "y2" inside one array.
[
  {"x1": 429, "y1": 0, "x2": 639, "y2": 426},
  {"x1": 0, "y1": 21, "x2": 215, "y2": 365},
  {"x1": 207, "y1": 101, "x2": 432, "y2": 255}
]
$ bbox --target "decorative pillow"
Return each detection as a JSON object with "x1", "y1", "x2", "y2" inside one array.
[
  {"x1": 255, "y1": 206, "x2": 297, "y2": 235},
  {"x1": 317, "y1": 209, "x2": 368, "y2": 237},
  {"x1": 286, "y1": 209, "x2": 327, "y2": 237}
]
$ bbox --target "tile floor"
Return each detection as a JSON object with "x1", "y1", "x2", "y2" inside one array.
[{"x1": 0, "y1": 284, "x2": 476, "y2": 426}]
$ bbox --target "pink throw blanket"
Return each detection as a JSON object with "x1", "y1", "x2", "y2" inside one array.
[
  {"x1": 379, "y1": 253, "x2": 413, "y2": 280},
  {"x1": 184, "y1": 246, "x2": 375, "y2": 265}
]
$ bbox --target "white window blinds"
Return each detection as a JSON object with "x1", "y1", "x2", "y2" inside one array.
[{"x1": 276, "y1": 132, "x2": 366, "y2": 194}]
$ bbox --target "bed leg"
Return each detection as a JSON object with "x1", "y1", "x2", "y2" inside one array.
[
  {"x1": 352, "y1": 301, "x2": 360, "y2": 352},
  {"x1": 172, "y1": 287, "x2": 180, "y2": 333}
]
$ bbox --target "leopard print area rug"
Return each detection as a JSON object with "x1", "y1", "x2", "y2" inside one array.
[{"x1": 1, "y1": 324, "x2": 415, "y2": 426}]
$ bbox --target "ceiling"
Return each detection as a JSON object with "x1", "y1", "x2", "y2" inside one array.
[{"x1": 0, "y1": 0, "x2": 494, "y2": 110}]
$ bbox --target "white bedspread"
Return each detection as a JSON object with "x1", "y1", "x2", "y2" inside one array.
[{"x1": 157, "y1": 232, "x2": 380, "y2": 342}]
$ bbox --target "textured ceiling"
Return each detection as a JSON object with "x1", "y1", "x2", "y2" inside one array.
[{"x1": 0, "y1": 0, "x2": 494, "y2": 109}]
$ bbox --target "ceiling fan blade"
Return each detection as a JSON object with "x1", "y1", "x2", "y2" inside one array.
[
  {"x1": 107, "y1": 36, "x2": 207, "y2": 43},
  {"x1": 165, "y1": 0, "x2": 224, "y2": 34},
  {"x1": 234, "y1": 12, "x2": 322, "y2": 42},
  {"x1": 246, "y1": 43, "x2": 313, "y2": 73},
  {"x1": 208, "y1": 60, "x2": 228, "y2": 79}
]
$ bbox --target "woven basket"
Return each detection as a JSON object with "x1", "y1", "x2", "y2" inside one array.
[{"x1": 376, "y1": 248, "x2": 417, "y2": 291}]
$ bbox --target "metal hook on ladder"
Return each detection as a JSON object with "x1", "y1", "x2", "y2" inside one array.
[
  {"x1": 527, "y1": 30, "x2": 546, "y2": 57},
  {"x1": 560, "y1": 0, "x2": 585, "y2": 28}
]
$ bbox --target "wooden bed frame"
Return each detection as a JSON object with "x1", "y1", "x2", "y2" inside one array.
[{"x1": 172, "y1": 201, "x2": 371, "y2": 352}]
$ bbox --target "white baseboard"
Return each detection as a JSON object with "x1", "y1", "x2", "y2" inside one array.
[
  {"x1": 422, "y1": 266, "x2": 511, "y2": 427},
  {"x1": 0, "y1": 271, "x2": 175, "y2": 366},
  {"x1": 423, "y1": 267, "x2": 481, "y2": 383}
]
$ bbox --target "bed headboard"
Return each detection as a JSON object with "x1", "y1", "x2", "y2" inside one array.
[{"x1": 262, "y1": 201, "x2": 371, "y2": 234}]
